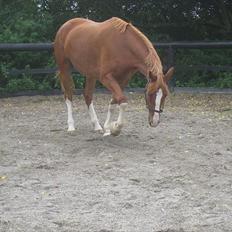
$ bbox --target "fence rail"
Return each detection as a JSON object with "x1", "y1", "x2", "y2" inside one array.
[
  {"x1": 1, "y1": 41, "x2": 232, "y2": 51},
  {"x1": 0, "y1": 41, "x2": 232, "y2": 78},
  {"x1": 0, "y1": 43, "x2": 53, "y2": 51}
]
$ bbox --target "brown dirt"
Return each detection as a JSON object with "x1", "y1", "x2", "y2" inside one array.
[{"x1": 0, "y1": 92, "x2": 232, "y2": 232}]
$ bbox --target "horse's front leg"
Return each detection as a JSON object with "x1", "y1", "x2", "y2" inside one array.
[
  {"x1": 103, "y1": 101, "x2": 127, "y2": 136},
  {"x1": 101, "y1": 74, "x2": 127, "y2": 136},
  {"x1": 103, "y1": 99, "x2": 115, "y2": 136},
  {"x1": 110, "y1": 102, "x2": 128, "y2": 136},
  {"x1": 84, "y1": 78, "x2": 103, "y2": 132}
]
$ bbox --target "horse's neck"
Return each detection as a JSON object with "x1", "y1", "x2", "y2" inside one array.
[
  {"x1": 137, "y1": 56, "x2": 163, "y2": 80},
  {"x1": 127, "y1": 27, "x2": 162, "y2": 78}
]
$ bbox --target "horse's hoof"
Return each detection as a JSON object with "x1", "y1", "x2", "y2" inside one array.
[
  {"x1": 95, "y1": 128, "x2": 104, "y2": 134},
  {"x1": 109, "y1": 121, "x2": 122, "y2": 136},
  {"x1": 68, "y1": 127, "x2": 75, "y2": 132},
  {"x1": 103, "y1": 130, "x2": 111, "y2": 137},
  {"x1": 120, "y1": 102, "x2": 128, "y2": 109},
  {"x1": 94, "y1": 124, "x2": 103, "y2": 132},
  {"x1": 110, "y1": 129, "x2": 121, "y2": 136}
]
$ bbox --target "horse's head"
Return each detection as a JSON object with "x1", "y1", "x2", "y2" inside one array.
[{"x1": 144, "y1": 67, "x2": 174, "y2": 127}]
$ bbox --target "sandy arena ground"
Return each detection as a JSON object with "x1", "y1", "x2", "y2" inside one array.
[{"x1": 0, "y1": 92, "x2": 232, "y2": 232}]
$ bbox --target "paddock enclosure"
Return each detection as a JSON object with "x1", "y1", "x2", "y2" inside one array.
[{"x1": 0, "y1": 92, "x2": 232, "y2": 232}]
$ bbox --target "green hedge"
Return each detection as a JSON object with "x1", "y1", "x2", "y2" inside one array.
[{"x1": 1, "y1": 47, "x2": 231, "y2": 94}]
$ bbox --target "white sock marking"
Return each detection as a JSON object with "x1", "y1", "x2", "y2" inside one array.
[
  {"x1": 117, "y1": 102, "x2": 127, "y2": 125},
  {"x1": 65, "y1": 99, "x2": 75, "y2": 131},
  {"x1": 88, "y1": 102, "x2": 102, "y2": 131},
  {"x1": 103, "y1": 104, "x2": 113, "y2": 136},
  {"x1": 103, "y1": 102, "x2": 127, "y2": 136}
]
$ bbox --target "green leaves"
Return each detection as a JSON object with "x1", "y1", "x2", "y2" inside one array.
[{"x1": 0, "y1": 1, "x2": 231, "y2": 93}]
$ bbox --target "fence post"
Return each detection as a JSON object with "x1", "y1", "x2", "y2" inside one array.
[{"x1": 167, "y1": 45, "x2": 175, "y2": 91}]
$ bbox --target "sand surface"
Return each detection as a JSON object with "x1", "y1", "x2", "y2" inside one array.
[{"x1": 0, "y1": 92, "x2": 232, "y2": 232}]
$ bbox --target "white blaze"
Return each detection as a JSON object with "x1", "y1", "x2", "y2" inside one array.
[
  {"x1": 155, "y1": 88, "x2": 163, "y2": 111},
  {"x1": 153, "y1": 88, "x2": 163, "y2": 124}
]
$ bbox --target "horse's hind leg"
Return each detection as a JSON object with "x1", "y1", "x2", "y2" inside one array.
[
  {"x1": 58, "y1": 64, "x2": 75, "y2": 131},
  {"x1": 65, "y1": 96, "x2": 75, "y2": 132},
  {"x1": 84, "y1": 78, "x2": 103, "y2": 132},
  {"x1": 54, "y1": 37, "x2": 75, "y2": 131}
]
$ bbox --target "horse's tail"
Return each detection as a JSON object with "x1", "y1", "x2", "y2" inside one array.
[
  {"x1": 54, "y1": 39, "x2": 75, "y2": 99},
  {"x1": 54, "y1": 20, "x2": 82, "y2": 100}
]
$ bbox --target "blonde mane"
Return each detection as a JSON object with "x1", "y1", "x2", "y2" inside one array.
[
  {"x1": 109, "y1": 17, "x2": 130, "y2": 33},
  {"x1": 109, "y1": 17, "x2": 163, "y2": 77}
]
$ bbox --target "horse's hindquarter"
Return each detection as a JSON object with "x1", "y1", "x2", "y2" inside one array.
[
  {"x1": 63, "y1": 21, "x2": 101, "y2": 77},
  {"x1": 64, "y1": 19, "x2": 139, "y2": 79}
]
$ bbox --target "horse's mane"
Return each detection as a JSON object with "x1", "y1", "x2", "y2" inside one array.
[
  {"x1": 109, "y1": 17, "x2": 129, "y2": 33},
  {"x1": 108, "y1": 17, "x2": 163, "y2": 77}
]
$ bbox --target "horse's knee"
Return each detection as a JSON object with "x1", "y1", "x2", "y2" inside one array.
[
  {"x1": 64, "y1": 92, "x2": 73, "y2": 101},
  {"x1": 84, "y1": 93, "x2": 92, "y2": 106},
  {"x1": 110, "y1": 98, "x2": 118, "y2": 105},
  {"x1": 114, "y1": 95, "x2": 127, "y2": 104}
]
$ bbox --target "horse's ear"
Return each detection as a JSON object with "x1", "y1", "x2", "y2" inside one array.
[{"x1": 164, "y1": 67, "x2": 174, "y2": 83}]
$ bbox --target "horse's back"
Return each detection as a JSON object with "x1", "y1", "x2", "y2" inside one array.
[{"x1": 55, "y1": 17, "x2": 139, "y2": 78}]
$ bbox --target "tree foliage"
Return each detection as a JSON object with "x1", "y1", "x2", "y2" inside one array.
[
  {"x1": 0, "y1": 0, "x2": 231, "y2": 93},
  {"x1": 34, "y1": 0, "x2": 232, "y2": 41}
]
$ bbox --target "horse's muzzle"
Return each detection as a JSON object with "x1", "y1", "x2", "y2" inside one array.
[{"x1": 149, "y1": 112, "x2": 160, "y2": 127}]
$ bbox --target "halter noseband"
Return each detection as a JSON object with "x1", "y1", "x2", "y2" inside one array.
[
  {"x1": 146, "y1": 105, "x2": 163, "y2": 114},
  {"x1": 154, "y1": 109, "x2": 163, "y2": 113}
]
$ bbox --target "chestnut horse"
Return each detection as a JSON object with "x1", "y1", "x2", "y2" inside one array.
[{"x1": 54, "y1": 17, "x2": 174, "y2": 136}]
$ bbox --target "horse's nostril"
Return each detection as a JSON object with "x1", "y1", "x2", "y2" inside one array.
[
  {"x1": 149, "y1": 122, "x2": 155, "y2": 127},
  {"x1": 149, "y1": 120, "x2": 159, "y2": 127}
]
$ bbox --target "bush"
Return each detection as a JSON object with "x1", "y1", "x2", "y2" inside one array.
[
  {"x1": 174, "y1": 48, "x2": 232, "y2": 88},
  {"x1": 210, "y1": 72, "x2": 232, "y2": 88},
  {"x1": 0, "y1": 47, "x2": 231, "y2": 94},
  {"x1": 6, "y1": 75, "x2": 36, "y2": 92}
]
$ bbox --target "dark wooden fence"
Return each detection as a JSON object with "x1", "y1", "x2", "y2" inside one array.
[{"x1": 0, "y1": 41, "x2": 232, "y2": 79}]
